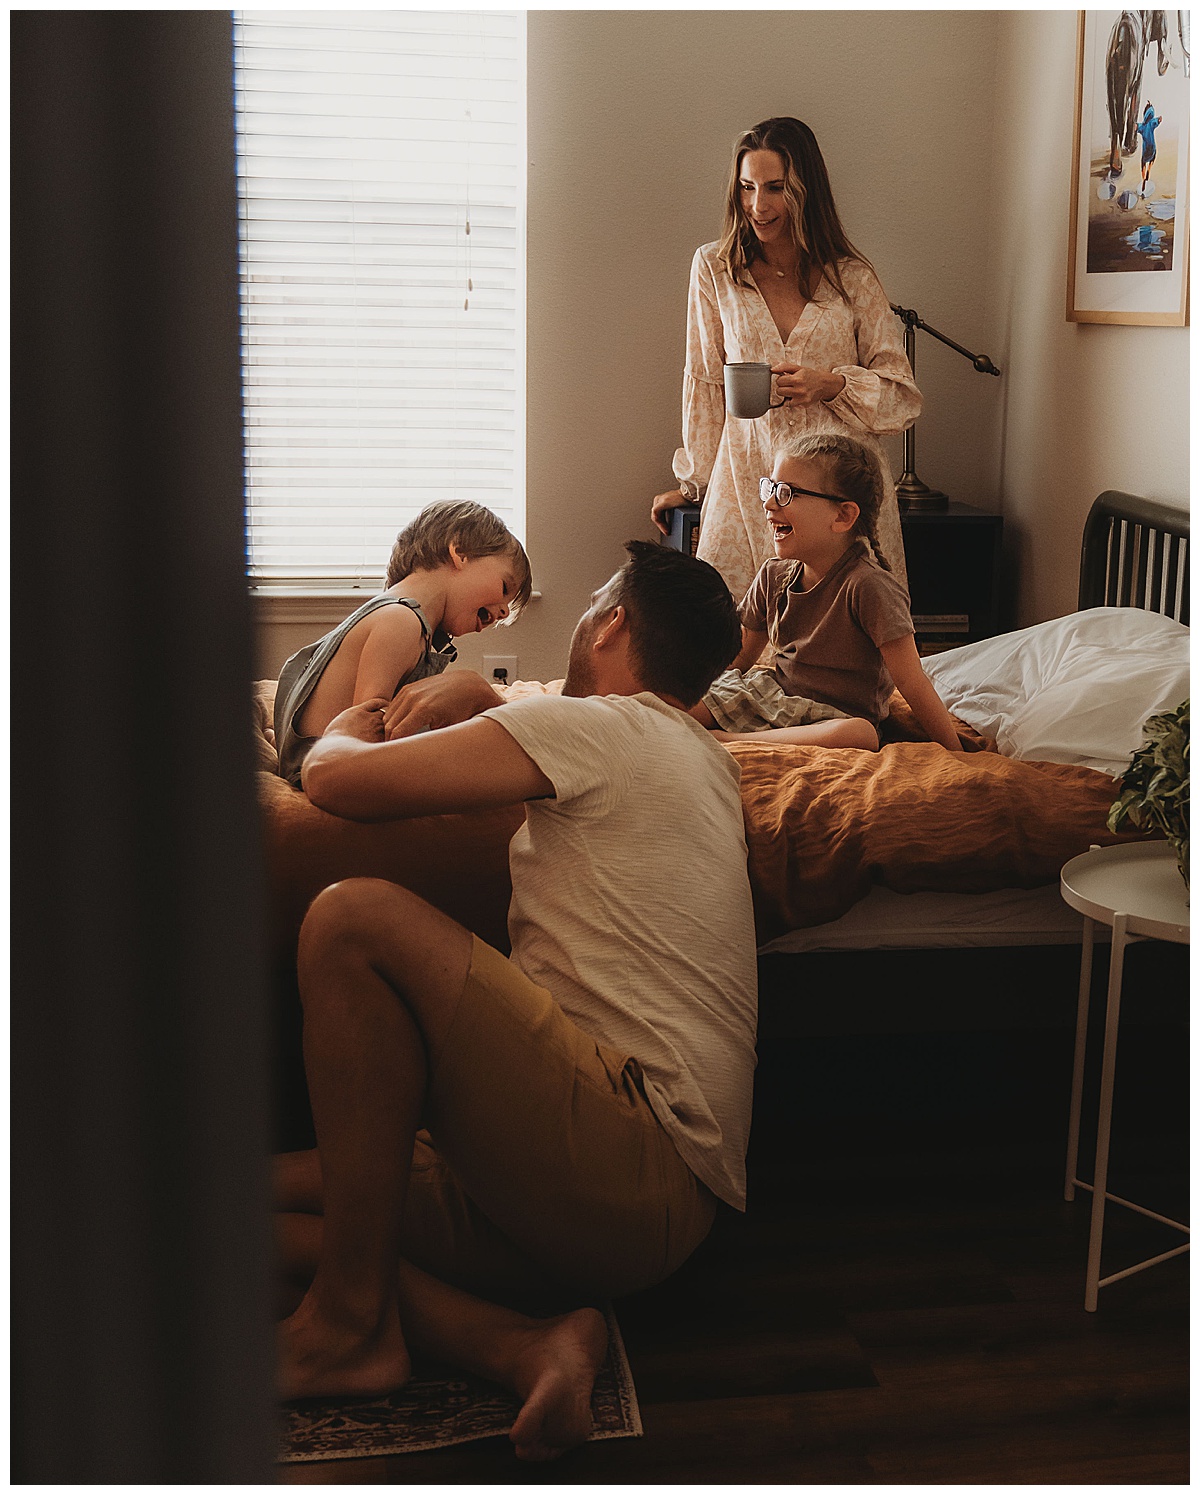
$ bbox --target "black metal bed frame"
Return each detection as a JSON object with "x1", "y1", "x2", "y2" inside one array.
[{"x1": 1079, "y1": 491, "x2": 1190, "y2": 624}]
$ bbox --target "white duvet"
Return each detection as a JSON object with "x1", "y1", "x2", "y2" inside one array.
[{"x1": 921, "y1": 606, "x2": 1190, "y2": 777}]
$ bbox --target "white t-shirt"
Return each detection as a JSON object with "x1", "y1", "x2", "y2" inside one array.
[{"x1": 481, "y1": 691, "x2": 758, "y2": 1209}]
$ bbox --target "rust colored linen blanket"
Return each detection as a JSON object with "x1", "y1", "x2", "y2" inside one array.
[
  {"x1": 254, "y1": 681, "x2": 1132, "y2": 954},
  {"x1": 729, "y1": 738, "x2": 1128, "y2": 943}
]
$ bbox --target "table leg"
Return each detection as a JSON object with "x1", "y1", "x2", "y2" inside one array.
[
  {"x1": 1085, "y1": 910, "x2": 1128, "y2": 1312},
  {"x1": 1064, "y1": 915, "x2": 1095, "y2": 1202}
]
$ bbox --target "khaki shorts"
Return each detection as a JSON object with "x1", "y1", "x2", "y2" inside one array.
[
  {"x1": 397, "y1": 937, "x2": 717, "y2": 1306},
  {"x1": 704, "y1": 667, "x2": 851, "y2": 734}
]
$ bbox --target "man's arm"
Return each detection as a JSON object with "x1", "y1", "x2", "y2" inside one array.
[{"x1": 303, "y1": 706, "x2": 554, "y2": 820}]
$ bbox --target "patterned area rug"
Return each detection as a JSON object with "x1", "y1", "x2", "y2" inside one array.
[{"x1": 280, "y1": 1304, "x2": 641, "y2": 1463}]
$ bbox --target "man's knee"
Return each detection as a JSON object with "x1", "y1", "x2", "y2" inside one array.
[
  {"x1": 299, "y1": 879, "x2": 473, "y2": 986},
  {"x1": 298, "y1": 877, "x2": 475, "y2": 1052},
  {"x1": 299, "y1": 877, "x2": 429, "y2": 965}
]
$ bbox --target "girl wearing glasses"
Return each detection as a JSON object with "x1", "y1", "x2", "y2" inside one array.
[
  {"x1": 691, "y1": 434, "x2": 962, "y2": 752},
  {"x1": 650, "y1": 117, "x2": 920, "y2": 604}
]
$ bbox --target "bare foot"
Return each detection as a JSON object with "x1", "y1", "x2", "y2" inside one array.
[
  {"x1": 278, "y1": 1292, "x2": 412, "y2": 1402},
  {"x1": 507, "y1": 1307, "x2": 608, "y2": 1462}
]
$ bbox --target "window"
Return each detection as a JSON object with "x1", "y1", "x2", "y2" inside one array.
[{"x1": 234, "y1": 11, "x2": 525, "y2": 591}]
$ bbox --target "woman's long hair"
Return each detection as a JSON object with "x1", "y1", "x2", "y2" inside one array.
[{"x1": 716, "y1": 117, "x2": 869, "y2": 301}]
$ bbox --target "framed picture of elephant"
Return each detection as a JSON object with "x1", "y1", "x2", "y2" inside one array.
[{"x1": 1068, "y1": 9, "x2": 1190, "y2": 324}]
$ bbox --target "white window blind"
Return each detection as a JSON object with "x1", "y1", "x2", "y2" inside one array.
[{"x1": 234, "y1": 10, "x2": 525, "y2": 590}]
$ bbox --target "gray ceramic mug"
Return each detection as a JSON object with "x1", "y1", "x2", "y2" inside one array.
[{"x1": 724, "y1": 361, "x2": 785, "y2": 419}]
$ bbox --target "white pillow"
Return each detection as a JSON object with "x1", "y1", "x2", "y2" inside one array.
[{"x1": 922, "y1": 607, "x2": 1190, "y2": 776}]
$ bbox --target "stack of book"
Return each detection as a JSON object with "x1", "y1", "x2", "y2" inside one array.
[
  {"x1": 665, "y1": 503, "x2": 702, "y2": 557},
  {"x1": 912, "y1": 612, "x2": 971, "y2": 656}
]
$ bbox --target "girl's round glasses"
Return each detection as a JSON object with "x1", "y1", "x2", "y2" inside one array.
[{"x1": 759, "y1": 476, "x2": 844, "y2": 508}]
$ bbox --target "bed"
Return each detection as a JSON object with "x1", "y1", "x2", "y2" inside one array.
[
  {"x1": 254, "y1": 491, "x2": 1189, "y2": 968},
  {"x1": 751, "y1": 490, "x2": 1188, "y2": 956}
]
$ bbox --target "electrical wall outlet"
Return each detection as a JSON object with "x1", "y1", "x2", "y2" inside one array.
[{"x1": 484, "y1": 655, "x2": 518, "y2": 685}]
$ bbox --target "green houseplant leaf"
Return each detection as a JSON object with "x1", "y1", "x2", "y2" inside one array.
[{"x1": 1107, "y1": 699, "x2": 1189, "y2": 887}]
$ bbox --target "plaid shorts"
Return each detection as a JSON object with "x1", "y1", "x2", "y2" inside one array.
[{"x1": 703, "y1": 668, "x2": 851, "y2": 733}]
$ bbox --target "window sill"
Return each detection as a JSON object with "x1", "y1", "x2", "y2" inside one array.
[{"x1": 250, "y1": 587, "x2": 542, "y2": 628}]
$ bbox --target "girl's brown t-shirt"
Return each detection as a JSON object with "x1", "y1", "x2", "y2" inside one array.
[{"x1": 740, "y1": 540, "x2": 914, "y2": 724}]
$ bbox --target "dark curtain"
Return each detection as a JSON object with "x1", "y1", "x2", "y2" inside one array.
[{"x1": 11, "y1": 12, "x2": 276, "y2": 1481}]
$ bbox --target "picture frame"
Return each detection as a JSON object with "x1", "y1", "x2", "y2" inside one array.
[{"x1": 1067, "y1": 9, "x2": 1190, "y2": 325}]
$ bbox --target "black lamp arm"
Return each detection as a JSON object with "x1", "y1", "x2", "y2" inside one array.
[{"x1": 890, "y1": 303, "x2": 1001, "y2": 376}]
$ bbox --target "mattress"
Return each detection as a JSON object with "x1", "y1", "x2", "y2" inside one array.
[{"x1": 757, "y1": 882, "x2": 1103, "y2": 955}]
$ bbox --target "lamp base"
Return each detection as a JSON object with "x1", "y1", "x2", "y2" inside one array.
[{"x1": 896, "y1": 472, "x2": 949, "y2": 511}]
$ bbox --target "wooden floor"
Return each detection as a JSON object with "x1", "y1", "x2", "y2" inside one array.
[{"x1": 277, "y1": 951, "x2": 1189, "y2": 1484}]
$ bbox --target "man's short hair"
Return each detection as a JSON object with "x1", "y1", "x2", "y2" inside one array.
[{"x1": 607, "y1": 541, "x2": 742, "y2": 707}]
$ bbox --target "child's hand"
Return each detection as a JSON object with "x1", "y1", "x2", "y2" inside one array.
[{"x1": 323, "y1": 698, "x2": 389, "y2": 743}]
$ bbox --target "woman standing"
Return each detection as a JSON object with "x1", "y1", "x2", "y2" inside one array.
[{"x1": 652, "y1": 116, "x2": 921, "y2": 601}]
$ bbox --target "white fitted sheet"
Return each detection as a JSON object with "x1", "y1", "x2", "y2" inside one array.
[{"x1": 757, "y1": 882, "x2": 1103, "y2": 955}]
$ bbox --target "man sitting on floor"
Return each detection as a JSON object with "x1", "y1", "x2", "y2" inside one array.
[{"x1": 275, "y1": 541, "x2": 757, "y2": 1461}]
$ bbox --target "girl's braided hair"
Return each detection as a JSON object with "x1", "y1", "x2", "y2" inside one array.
[{"x1": 779, "y1": 432, "x2": 891, "y2": 571}]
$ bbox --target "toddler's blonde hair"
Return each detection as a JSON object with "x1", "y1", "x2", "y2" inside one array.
[{"x1": 385, "y1": 500, "x2": 532, "y2": 617}]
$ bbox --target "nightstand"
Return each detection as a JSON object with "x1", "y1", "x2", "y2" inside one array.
[
  {"x1": 900, "y1": 502, "x2": 1003, "y2": 656},
  {"x1": 1060, "y1": 841, "x2": 1189, "y2": 1311}
]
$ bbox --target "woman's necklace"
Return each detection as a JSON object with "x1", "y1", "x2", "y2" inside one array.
[{"x1": 754, "y1": 255, "x2": 799, "y2": 286}]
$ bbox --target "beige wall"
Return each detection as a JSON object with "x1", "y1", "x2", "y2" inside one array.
[
  {"x1": 987, "y1": 9, "x2": 1190, "y2": 627},
  {"x1": 256, "y1": 8, "x2": 1189, "y2": 682},
  {"x1": 512, "y1": 6, "x2": 1005, "y2": 683}
]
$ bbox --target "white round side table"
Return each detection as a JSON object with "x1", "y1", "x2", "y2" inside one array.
[{"x1": 1060, "y1": 840, "x2": 1189, "y2": 1311}]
